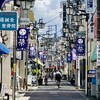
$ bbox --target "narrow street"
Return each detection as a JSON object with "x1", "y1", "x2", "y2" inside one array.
[{"x1": 19, "y1": 80, "x2": 90, "y2": 100}]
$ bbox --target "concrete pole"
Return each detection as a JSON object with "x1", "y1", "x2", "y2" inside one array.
[
  {"x1": 85, "y1": 20, "x2": 88, "y2": 95},
  {"x1": 12, "y1": 31, "x2": 17, "y2": 100},
  {"x1": 36, "y1": 29, "x2": 39, "y2": 87}
]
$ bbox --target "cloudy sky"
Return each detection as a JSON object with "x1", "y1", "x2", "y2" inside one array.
[{"x1": 34, "y1": 0, "x2": 64, "y2": 36}]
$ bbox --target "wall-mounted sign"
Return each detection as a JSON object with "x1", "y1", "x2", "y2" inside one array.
[
  {"x1": 0, "y1": 11, "x2": 18, "y2": 31},
  {"x1": 86, "y1": 0, "x2": 94, "y2": 13}
]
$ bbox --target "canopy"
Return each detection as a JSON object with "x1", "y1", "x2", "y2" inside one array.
[
  {"x1": 0, "y1": 43, "x2": 10, "y2": 55},
  {"x1": 33, "y1": 58, "x2": 44, "y2": 67},
  {"x1": 91, "y1": 45, "x2": 97, "y2": 62}
]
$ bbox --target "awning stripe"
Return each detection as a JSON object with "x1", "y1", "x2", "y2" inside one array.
[{"x1": 0, "y1": 43, "x2": 10, "y2": 55}]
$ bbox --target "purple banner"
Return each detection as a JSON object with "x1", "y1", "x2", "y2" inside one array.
[
  {"x1": 76, "y1": 38, "x2": 85, "y2": 56},
  {"x1": 17, "y1": 28, "x2": 29, "y2": 51},
  {"x1": 29, "y1": 46, "x2": 36, "y2": 59}
]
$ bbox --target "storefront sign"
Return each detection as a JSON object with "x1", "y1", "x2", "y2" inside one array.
[{"x1": 0, "y1": 11, "x2": 18, "y2": 31}]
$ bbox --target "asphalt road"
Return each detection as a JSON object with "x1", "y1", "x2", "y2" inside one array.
[{"x1": 23, "y1": 80, "x2": 91, "y2": 100}]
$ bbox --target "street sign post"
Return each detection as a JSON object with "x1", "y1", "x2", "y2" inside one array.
[{"x1": 0, "y1": 11, "x2": 18, "y2": 31}]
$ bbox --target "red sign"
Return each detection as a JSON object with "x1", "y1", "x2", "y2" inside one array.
[{"x1": 94, "y1": 12, "x2": 97, "y2": 38}]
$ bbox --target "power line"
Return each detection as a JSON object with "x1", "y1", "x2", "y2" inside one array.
[{"x1": 45, "y1": 15, "x2": 60, "y2": 24}]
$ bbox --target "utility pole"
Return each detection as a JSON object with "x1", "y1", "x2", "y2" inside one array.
[
  {"x1": 36, "y1": 29, "x2": 39, "y2": 87},
  {"x1": 12, "y1": 1, "x2": 20, "y2": 99},
  {"x1": 12, "y1": 32, "x2": 17, "y2": 100}
]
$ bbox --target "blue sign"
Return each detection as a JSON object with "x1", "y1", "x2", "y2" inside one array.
[
  {"x1": 66, "y1": 52, "x2": 72, "y2": 63},
  {"x1": 92, "y1": 77, "x2": 96, "y2": 85},
  {"x1": 86, "y1": 0, "x2": 94, "y2": 13},
  {"x1": 76, "y1": 38, "x2": 85, "y2": 56},
  {"x1": 17, "y1": 28, "x2": 29, "y2": 51},
  {"x1": 88, "y1": 70, "x2": 96, "y2": 74},
  {"x1": 28, "y1": 46, "x2": 36, "y2": 59},
  {"x1": 0, "y1": 11, "x2": 18, "y2": 31}
]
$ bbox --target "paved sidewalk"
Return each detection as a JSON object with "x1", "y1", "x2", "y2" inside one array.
[{"x1": 0, "y1": 86, "x2": 38, "y2": 100}]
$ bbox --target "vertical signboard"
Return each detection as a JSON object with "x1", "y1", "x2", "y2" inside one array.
[
  {"x1": 89, "y1": 14, "x2": 94, "y2": 38},
  {"x1": 76, "y1": 38, "x2": 85, "y2": 56},
  {"x1": 86, "y1": 0, "x2": 94, "y2": 13},
  {"x1": 97, "y1": 41, "x2": 100, "y2": 66},
  {"x1": 17, "y1": 28, "x2": 29, "y2": 50},
  {"x1": 94, "y1": 12, "x2": 97, "y2": 38}
]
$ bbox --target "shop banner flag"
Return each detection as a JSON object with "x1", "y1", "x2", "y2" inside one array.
[
  {"x1": 17, "y1": 28, "x2": 29, "y2": 50},
  {"x1": 76, "y1": 38, "x2": 85, "y2": 56},
  {"x1": 72, "y1": 48, "x2": 77, "y2": 60},
  {"x1": 29, "y1": 46, "x2": 36, "y2": 59},
  {"x1": 42, "y1": 55, "x2": 47, "y2": 64},
  {"x1": 38, "y1": 51, "x2": 43, "y2": 60},
  {"x1": 66, "y1": 52, "x2": 72, "y2": 63}
]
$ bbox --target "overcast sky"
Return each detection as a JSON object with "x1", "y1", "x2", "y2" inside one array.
[{"x1": 34, "y1": 0, "x2": 64, "y2": 36}]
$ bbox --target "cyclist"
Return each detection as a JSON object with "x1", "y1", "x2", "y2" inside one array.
[{"x1": 55, "y1": 70, "x2": 62, "y2": 88}]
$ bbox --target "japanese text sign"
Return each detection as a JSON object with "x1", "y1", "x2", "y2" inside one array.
[
  {"x1": 17, "y1": 28, "x2": 29, "y2": 51},
  {"x1": 0, "y1": 11, "x2": 18, "y2": 31},
  {"x1": 66, "y1": 52, "x2": 72, "y2": 63},
  {"x1": 76, "y1": 38, "x2": 85, "y2": 56}
]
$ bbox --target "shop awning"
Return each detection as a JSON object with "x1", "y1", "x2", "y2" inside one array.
[
  {"x1": 91, "y1": 45, "x2": 97, "y2": 62},
  {"x1": 33, "y1": 58, "x2": 44, "y2": 67},
  {"x1": 0, "y1": 43, "x2": 10, "y2": 55}
]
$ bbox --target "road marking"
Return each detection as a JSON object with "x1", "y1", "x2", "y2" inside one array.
[{"x1": 49, "y1": 91, "x2": 58, "y2": 94}]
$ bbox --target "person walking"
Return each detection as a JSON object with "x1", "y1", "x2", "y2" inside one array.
[{"x1": 55, "y1": 70, "x2": 62, "y2": 89}]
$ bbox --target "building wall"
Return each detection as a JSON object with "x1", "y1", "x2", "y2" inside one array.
[{"x1": 2, "y1": 55, "x2": 11, "y2": 90}]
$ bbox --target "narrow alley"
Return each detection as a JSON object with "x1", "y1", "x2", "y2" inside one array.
[{"x1": 12, "y1": 80, "x2": 96, "y2": 100}]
